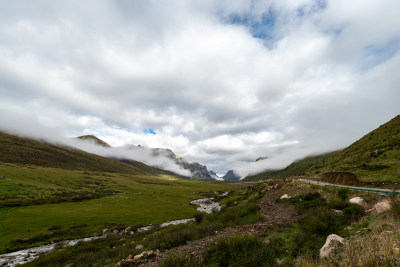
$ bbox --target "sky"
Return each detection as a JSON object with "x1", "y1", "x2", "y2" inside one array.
[{"x1": 0, "y1": 0, "x2": 399, "y2": 177}]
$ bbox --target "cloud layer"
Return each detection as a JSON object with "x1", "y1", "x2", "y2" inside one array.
[{"x1": 1, "y1": 0, "x2": 399, "y2": 176}]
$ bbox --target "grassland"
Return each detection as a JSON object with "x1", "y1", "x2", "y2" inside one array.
[{"x1": 0, "y1": 162, "x2": 235, "y2": 253}]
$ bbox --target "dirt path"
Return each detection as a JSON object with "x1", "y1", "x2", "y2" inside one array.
[
  {"x1": 257, "y1": 180, "x2": 299, "y2": 226},
  {"x1": 124, "y1": 181, "x2": 297, "y2": 267}
]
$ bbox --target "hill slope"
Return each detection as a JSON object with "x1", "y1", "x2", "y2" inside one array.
[
  {"x1": 245, "y1": 115, "x2": 400, "y2": 182},
  {"x1": 0, "y1": 132, "x2": 169, "y2": 176}
]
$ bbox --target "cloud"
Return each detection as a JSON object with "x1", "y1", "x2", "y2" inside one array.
[{"x1": 0, "y1": 0, "x2": 399, "y2": 177}]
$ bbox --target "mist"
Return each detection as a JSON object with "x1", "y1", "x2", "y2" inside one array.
[{"x1": 0, "y1": 114, "x2": 191, "y2": 177}]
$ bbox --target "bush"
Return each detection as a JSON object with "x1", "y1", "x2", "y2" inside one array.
[
  {"x1": 280, "y1": 192, "x2": 326, "y2": 213},
  {"x1": 337, "y1": 188, "x2": 349, "y2": 200},
  {"x1": 342, "y1": 203, "x2": 365, "y2": 222},
  {"x1": 145, "y1": 223, "x2": 219, "y2": 251},
  {"x1": 194, "y1": 212, "x2": 204, "y2": 223},
  {"x1": 205, "y1": 235, "x2": 283, "y2": 267},
  {"x1": 292, "y1": 207, "x2": 344, "y2": 256},
  {"x1": 161, "y1": 254, "x2": 204, "y2": 267},
  {"x1": 328, "y1": 199, "x2": 349, "y2": 210},
  {"x1": 390, "y1": 195, "x2": 400, "y2": 221}
]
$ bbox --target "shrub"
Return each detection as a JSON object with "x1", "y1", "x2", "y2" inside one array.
[
  {"x1": 280, "y1": 192, "x2": 327, "y2": 213},
  {"x1": 328, "y1": 199, "x2": 349, "y2": 210},
  {"x1": 161, "y1": 254, "x2": 204, "y2": 267},
  {"x1": 390, "y1": 195, "x2": 400, "y2": 221},
  {"x1": 194, "y1": 212, "x2": 204, "y2": 223},
  {"x1": 342, "y1": 203, "x2": 365, "y2": 222},
  {"x1": 145, "y1": 223, "x2": 219, "y2": 251},
  {"x1": 205, "y1": 235, "x2": 283, "y2": 267},
  {"x1": 337, "y1": 188, "x2": 349, "y2": 200}
]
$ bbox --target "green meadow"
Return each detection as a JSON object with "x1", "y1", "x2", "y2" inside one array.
[{"x1": 0, "y1": 163, "x2": 233, "y2": 253}]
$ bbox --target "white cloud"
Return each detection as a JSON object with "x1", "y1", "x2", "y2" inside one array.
[{"x1": 0, "y1": 0, "x2": 399, "y2": 177}]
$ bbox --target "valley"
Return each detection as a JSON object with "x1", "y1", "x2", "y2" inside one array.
[{"x1": 0, "y1": 115, "x2": 400, "y2": 266}]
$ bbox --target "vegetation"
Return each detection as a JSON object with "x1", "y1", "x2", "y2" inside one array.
[
  {"x1": 204, "y1": 234, "x2": 284, "y2": 267},
  {"x1": 24, "y1": 183, "x2": 266, "y2": 266}
]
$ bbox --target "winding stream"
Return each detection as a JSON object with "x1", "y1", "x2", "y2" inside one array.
[{"x1": 0, "y1": 196, "x2": 223, "y2": 266}]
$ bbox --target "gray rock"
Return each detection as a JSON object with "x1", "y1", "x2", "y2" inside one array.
[
  {"x1": 320, "y1": 234, "x2": 345, "y2": 259},
  {"x1": 349, "y1": 197, "x2": 367, "y2": 208}
]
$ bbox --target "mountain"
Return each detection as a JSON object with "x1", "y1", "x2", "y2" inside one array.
[
  {"x1": 209, "y1": 171, "x2": 220, "y2": 180},
  {"x1": 76, "y1": 135, "x2": 111, "y2": 147},
  {"x1": 0, "y1": 131, "x2": 171, "y2": 176},
  {"x1": 121, "y1": 145, "x2": 216, "y2": 180},
  {"x1": 149, "y1": 147, "x2": 217, "y2": 180},
  {"x1": 245, "y1": 115, "x2": 400, "y2": 182},
  {"x1": 256, "y1": 156, "x2": 268, "y2": 162},
  {"x1": 222, "y1": 170, "x2": 241, "y2": 181}
]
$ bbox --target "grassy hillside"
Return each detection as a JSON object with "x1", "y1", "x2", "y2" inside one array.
[
  {"x1": 0, "y1": 132, "x2": 168, "y2": 175},
  {"x1": 245, "y1": 151, "x2": 339, "y2": 181},
  {"x1": 246, "y1": 115, "x2": 400, "y2": 182}
]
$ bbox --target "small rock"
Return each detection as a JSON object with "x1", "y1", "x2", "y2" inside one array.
[
  {"x1": 113, "y1": 230, "x2": 119, "y2": 234},
  {"x1": 280, "y1": 194, "x2": 290, "y2": 199},
  {"x1": 349, "y1": 197, "x2": 367, "y2": 208},
  {"x1": 373, "y1": 201, "x2": 391, "y2": 214},
  {"x1": 135, "y1": 244, "x2": 144, "y2": 250},
  {"x1": 333, "y1": 209, "x2": 343, "y2": 215},
  {"x1": 320, "y1": 234, "x2": 345, "y2": 259},
  {"x1": 275, "y1": 258, "x2": 284, "y2": 265}
]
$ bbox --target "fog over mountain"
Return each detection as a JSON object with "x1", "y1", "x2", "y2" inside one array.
[{"x1": 0, "y1": 0, "x2": 399, "y2": 177}]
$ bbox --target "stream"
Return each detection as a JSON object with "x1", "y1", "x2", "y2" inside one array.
[{"x1": 0, "y1": 195, "x2": 224, "y2": 266}]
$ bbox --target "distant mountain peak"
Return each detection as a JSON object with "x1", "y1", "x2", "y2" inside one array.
[
  {"x1": 76, "y1": 135, "x2": 111, "y2": 148},
  {"x1": 256, "y1": 156, "x2": 268, "y2": 162},
  {"x1": 222, "y1": 170, "x2": 241, "y2": 181}
]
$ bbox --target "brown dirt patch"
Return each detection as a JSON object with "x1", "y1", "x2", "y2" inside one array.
[
  {"x1": 321, "y1": 172, "x2": 364, "y2": 186},
  {"x1": 257, "y1": 180, "x2": 299, "y2": 226}
]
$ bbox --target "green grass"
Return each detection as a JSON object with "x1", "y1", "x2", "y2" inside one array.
[
  {"x1": 21, "y1": 181, "x2": 265, "y2": 266},
  {"x1": 204, "y1": 234, "x2": 284, "y2": 267},
  {"x1": 0, "y1": 163, "x2": 234, "y2": 253}
]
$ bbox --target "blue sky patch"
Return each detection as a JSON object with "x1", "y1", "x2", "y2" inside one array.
[
  {"x1": 361, "y1": 40, "x2": 400, "y2": 71},
  {"x1": 226, "y1": 8, "x2": 277, "y2": 42},
  {"x1": 143, "y1": 128, "x2": 157, "y2": 135}
]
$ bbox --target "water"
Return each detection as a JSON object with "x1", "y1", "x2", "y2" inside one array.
[
  {"x1": 190, "y1": 198, "x2": 222, "y2": 214},
  {"x1": 0, "y1": 236, "x2": 102, "y2": 267}
]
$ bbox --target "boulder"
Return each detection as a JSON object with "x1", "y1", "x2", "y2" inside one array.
[
  {"x1": 280, "y1": 194, "x2": 290, "y2": 199},
  {"x1": 373, "y1": 201, "x2": 391, "y2": 214},
  {"x1": 320, "y1": 234, "x2": 345, "y2": 259},
  {"x1": 349, "y1": 197, "x2": 367, "y2": 208}
]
